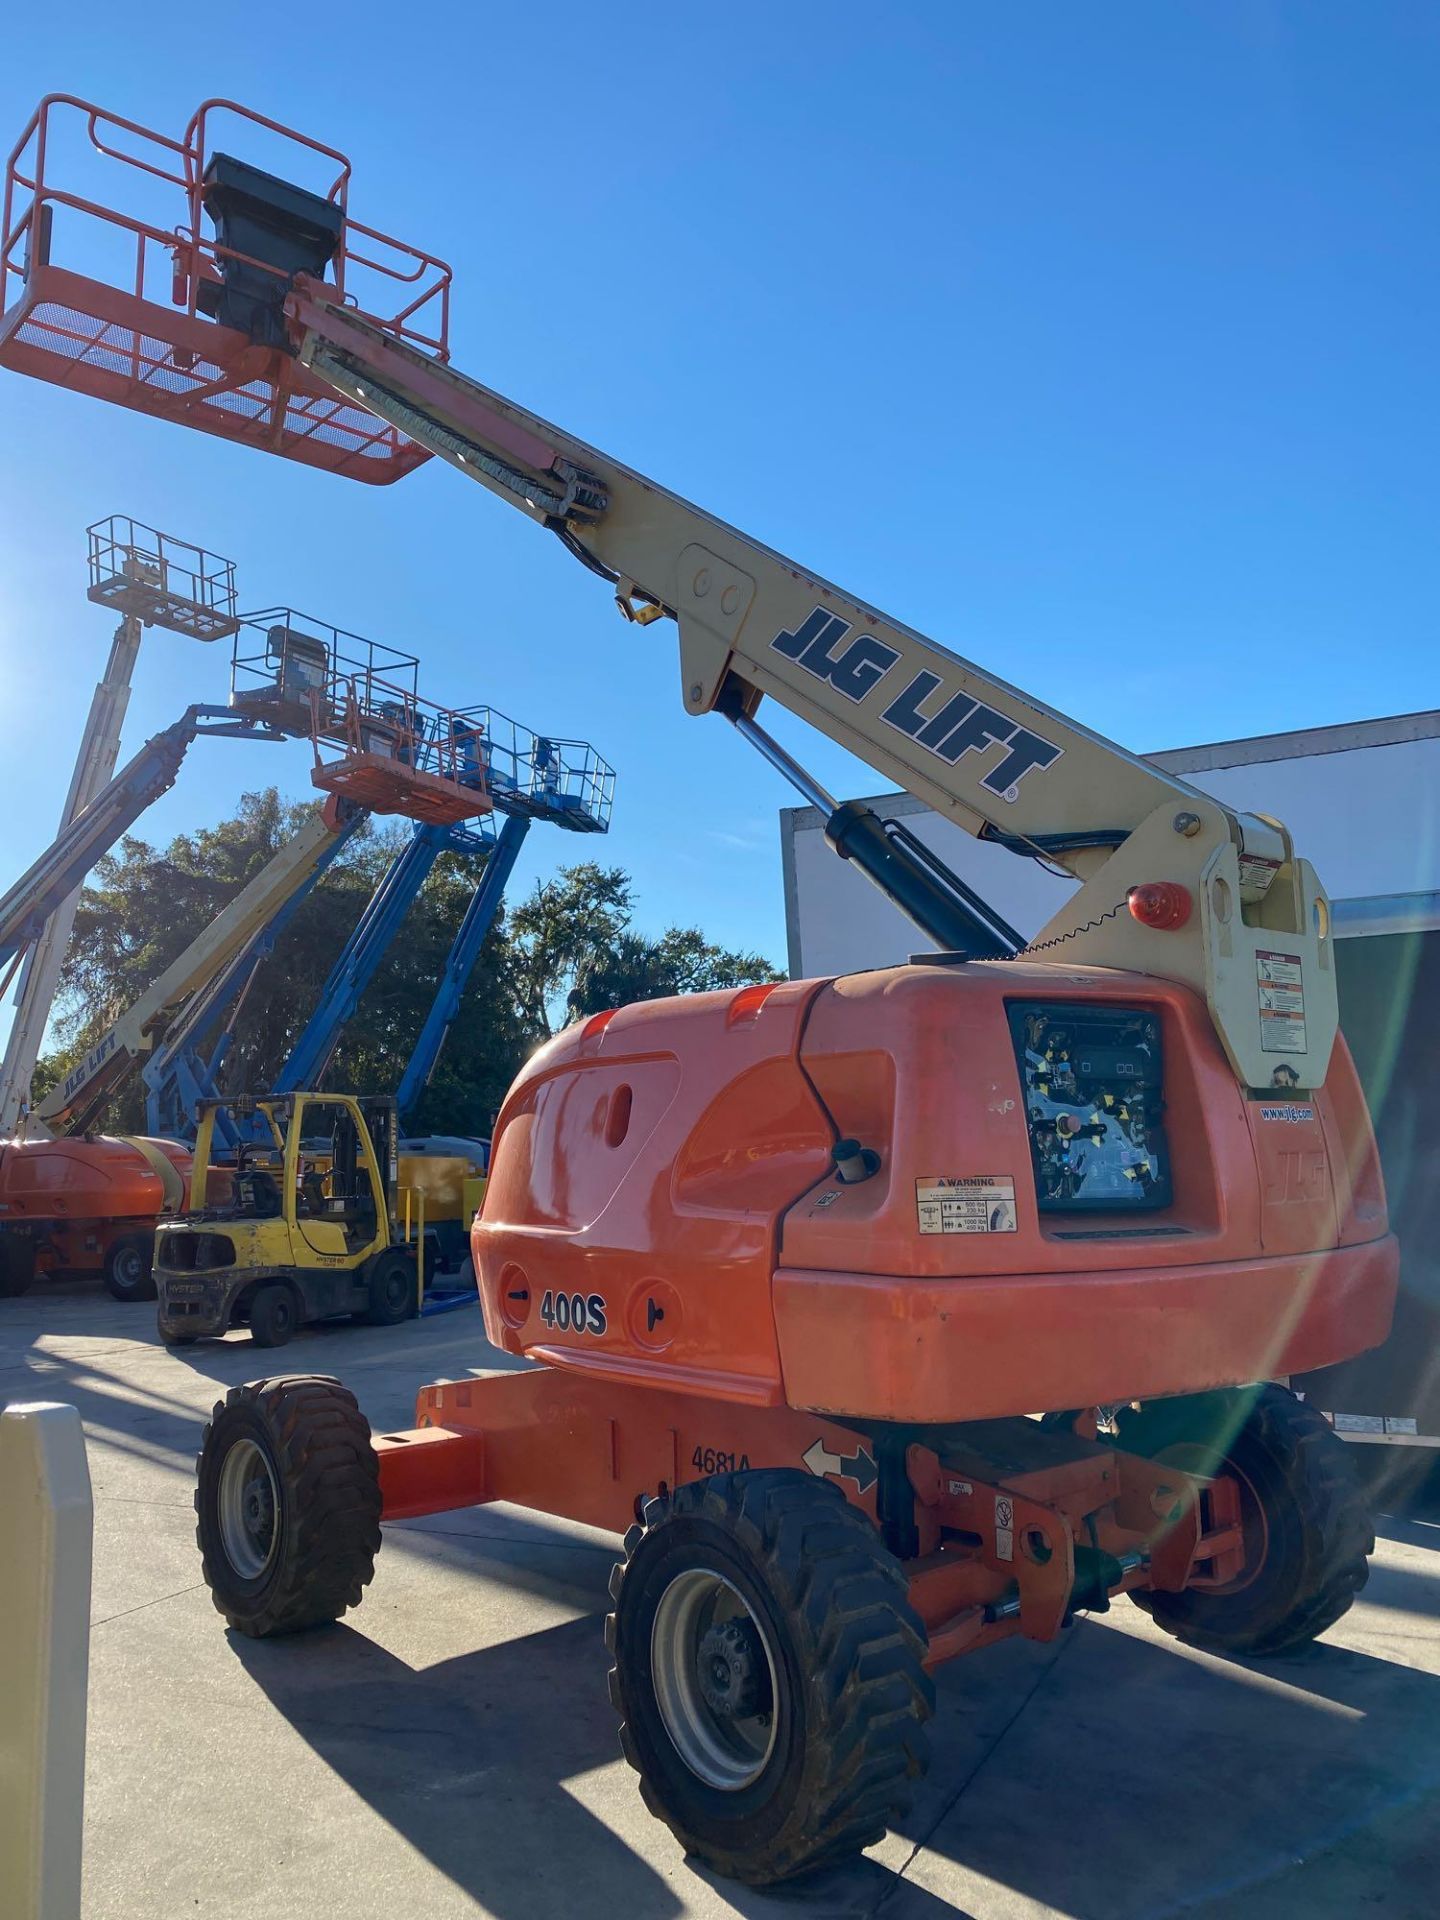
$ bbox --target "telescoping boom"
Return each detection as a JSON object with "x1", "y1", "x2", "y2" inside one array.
[
  {"x1": 0, "y1": 98, "x2": 1333, "y2": 1093},
  {"x1": 287, "y1": 301, "x2": 1335, "y2": 1092},
  {"x1": 0, "y1": 700, "x2": 289, "y2": 997},
  {"x1": 32, "y1": 802, "x2": 362, "y2": 1137}
]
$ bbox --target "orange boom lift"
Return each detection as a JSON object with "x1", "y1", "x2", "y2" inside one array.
[{"x1": 1, "y1": 96, "x2": 1400, "y2": 1884}]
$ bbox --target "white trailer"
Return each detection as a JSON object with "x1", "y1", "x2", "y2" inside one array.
[{"x1": 782, "y1": 709, "x2": 1440, "y2": 1459}]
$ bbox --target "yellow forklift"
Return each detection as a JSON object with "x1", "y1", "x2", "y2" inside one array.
[{"x1": 154, "y1": 1094, "x2": 425, "y2": 1347}]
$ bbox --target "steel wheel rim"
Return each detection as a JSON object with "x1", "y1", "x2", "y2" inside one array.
[
  {"x1": 114, "y1": 1246, "x2": 141, "y2": 1288},
  {"x1": 217, "y1": 1438, "x2": 280, "y2": 1580},
  {"x1": 651, "y1": 1567, "x2": 779, "y2": 1790}
]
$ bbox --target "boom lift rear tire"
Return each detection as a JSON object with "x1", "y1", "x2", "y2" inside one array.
[
  {"x1": 606, "y1": 1469, "x2": 933, "y2": 1885},
  {"x1": 249, "y1": 1282, "x2": 298, "y2": 1348},
  {"x1": 362, "y1": 1249, "x2": 416, "y2": 1327},
  {"x1": 195, "y1": 1375, "x2": 381, "y2": 1636},
  {"x1": 1118, "y1": 1383, "x2": 1373, "y2": 1656},
  {"x1": 0, "y1": 1233, "x2": 36, "y2": 1297},
  {"x1": 103, "y1": 1232, "x2": 157, "y2": 1302}
]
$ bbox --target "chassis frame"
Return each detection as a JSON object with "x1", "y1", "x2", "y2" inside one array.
[{"x1": 371, "y1": 1367, "x2": 1246, "y2": 1665}]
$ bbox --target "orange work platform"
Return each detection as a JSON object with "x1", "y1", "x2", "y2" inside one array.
[
  {"x1": 228, "y1": 609, "x2": 496, "y2": 827},
  {"x1": 0, "y1": 97, "x2": 450, "y2": 485},
  {"x1": 310, "y1": 751, "x2": 489, "y2": 826}
]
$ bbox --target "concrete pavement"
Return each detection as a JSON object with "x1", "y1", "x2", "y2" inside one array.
[{"x1": 3, "y1": 1280, "x2": 1437, "y2": 1920}]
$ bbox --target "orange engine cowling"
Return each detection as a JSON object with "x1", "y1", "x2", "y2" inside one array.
[
  {"x1": 471, "y1": 963, "x2": 1399, "y2": 1423},
  {"x1": 0, "y1": 1135, "x2": 194, "y2": 1227}
]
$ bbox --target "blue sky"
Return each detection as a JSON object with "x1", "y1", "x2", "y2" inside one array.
[{"x1": 1, "y1": 2, "x2": 1436, "y2": 998}]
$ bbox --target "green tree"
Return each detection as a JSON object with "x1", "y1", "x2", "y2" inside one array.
[
  {"x1": 505, "y1": 862, "x2": 635, "y2": 1039},
  {"x1": 567, "y1": 925, "x2": 784, "y2": 1020}
]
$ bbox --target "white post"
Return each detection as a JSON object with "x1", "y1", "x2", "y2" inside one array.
[{"x1": 0, "y1": 1403, "x2": 93, "y2": 1920}]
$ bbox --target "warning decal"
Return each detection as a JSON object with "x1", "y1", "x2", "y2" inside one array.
[
  {"x1": 1238, "y1": 853, "x2": 1281, "y2": 895},
  {"x1": 916, "y1": 1175, "x2": 1017, "y2": 1235},
  {"x1": 1256, "y1": 950, "x2": 1308, "y2": 1055}
]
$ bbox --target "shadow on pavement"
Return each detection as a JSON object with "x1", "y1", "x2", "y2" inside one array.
[
  {"x1": 236, "y1": 1512, "x2": 971, "y2": 1920},
  {"x1": 0, "y1": 1284, "x2": 526, "y2": 1474},
  {"x1": 229, "y1": 1610, "x2": 962, "y2": 1920},
  {"x1": 233, "y1": 1616, "x2": 686, "y2": 1920},
  {"x1": 234, "y1": 1501, "x2": 1440, "y2": 1920},
  {"x1": 887, "y1": 1618, "x2": 1440, "y2": 1920},
  {"x1": 1358, "y1": 1552, "x2": 1440, "y2": 1616}
]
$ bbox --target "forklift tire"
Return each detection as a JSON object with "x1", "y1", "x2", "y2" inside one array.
[
  {"x1": 1118, "y1": 1384, "x2": 1373, "y2": 1657},
  {"x1": 362, "y1": 1251, "x2": 416, "y2": 1327},
  {"x1": 0, "y1": 1235, "x2": 36, "y2": 1297},
  {"x1": 249, "y1": 1283, "x2": 298, "y2": 1349},
  {"x1": 103, "y1": 1234, "x2": 157, "y2": 1303},
  {"x1": 195, "y1": 1375, "x2": 381, "y2": 1637},
  {"x1": 606, "y1": 1469, "x2": 933, "y2": 1886}
]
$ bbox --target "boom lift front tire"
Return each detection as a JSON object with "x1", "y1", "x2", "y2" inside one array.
[
  {"x1": 1118, "y1": 1383, "x2": 1373, "y2": 1656},
  {"x1": 607, "y1": 1469, "x2": 933, "y2": 1886},
  {"x1": 195, "y1": 1375, "x2": 381, "y2": 1636},
  {"x1": 248, "y1": 1283, "x2": 297, "y2": 1348},
  {"x1": 103, "y1": 1233, "x2": 157, "y2": 1302}
]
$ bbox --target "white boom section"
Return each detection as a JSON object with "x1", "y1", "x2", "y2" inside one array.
[
  {"x1": 0, "y1": 616, "x2": 142, "y2": 1134},
  {"x1": 287, "y1": 287, "x2": 1336, "y2": 1091},
  {"x1": 32, "y1": 808, "x2": 348, "y2": 1135}
]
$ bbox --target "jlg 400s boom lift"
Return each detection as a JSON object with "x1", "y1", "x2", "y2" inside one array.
[{"x1": 0, "y1": 98, "x2": 1400, "y2": 1884}]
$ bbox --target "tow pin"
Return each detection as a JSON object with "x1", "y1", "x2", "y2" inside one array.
[{"x1": 832, "y1": 1138, "x2": 881, "y2": 1184}]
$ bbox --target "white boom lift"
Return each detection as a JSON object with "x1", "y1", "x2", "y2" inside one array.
[
  {"x1": 29, "y1": 803, "x2": 361, "y2": 1139},
  {"x1": 0, "y1": 518, "x2": 241, "y2": 1134},
  {"x1": 282, "y1": 289, "x2": 1334, "y2": 1094}
]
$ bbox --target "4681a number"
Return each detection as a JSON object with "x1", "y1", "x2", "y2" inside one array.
[
  {"x1": 691, "y1": 1446, "x2": 751, "y2": 1475},
  {"x1": 539, "y1": 1290, "x2": 607, "y2": 1336}
]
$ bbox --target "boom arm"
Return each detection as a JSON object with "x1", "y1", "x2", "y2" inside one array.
[
  {"x1": 396, "y1": 812, "x2": 530, "y2": 1123},
  {"x1": 0, "y1": 613, "x2": 143, "y2": 1133},
  {"x1": 34, "y1": 804, "x2": 361, "y2": 1135},
  {"x1": 273, "y1": 819, "x2": 459, "y2": 1095},
  {"x1": 0, "y1": 697, "x2": 293, "y2": 1124},
  {"x1": 0, "y1": 712, "x2": 201, "y2": 979},
  {"x1": 286, "y1": 287, "x2": 1336, "y2": 1090}
]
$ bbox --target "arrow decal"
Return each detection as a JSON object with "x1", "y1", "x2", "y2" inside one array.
[{"x1": 803, "y1": 1436, "x2": 878, "y2": 1495}]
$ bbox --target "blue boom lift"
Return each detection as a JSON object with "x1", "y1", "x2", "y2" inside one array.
[{"x1": 144, "y1": 617, "x2": 614, "y2": 1159}]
